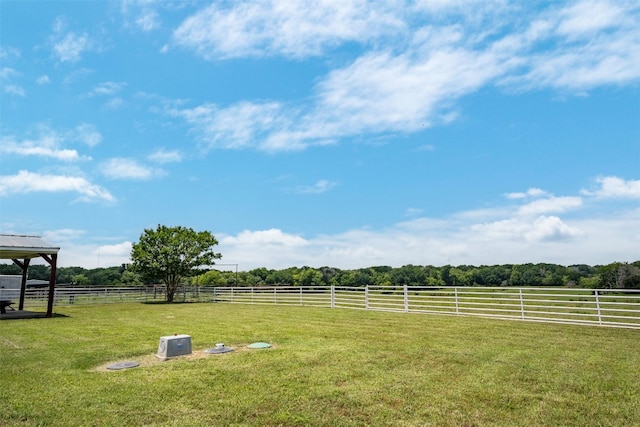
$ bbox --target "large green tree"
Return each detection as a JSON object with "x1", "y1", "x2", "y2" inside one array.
[{"x1": 131, "y1": 225, "x2": 222, "y2": 302}]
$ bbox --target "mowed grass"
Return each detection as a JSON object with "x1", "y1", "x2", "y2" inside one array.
[{"x1": 1, "y1": 303, "x2": 639, "y2": 426}]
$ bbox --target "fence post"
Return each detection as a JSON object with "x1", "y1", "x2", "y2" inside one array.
[
  {"x1": 274, "y1": 287, "x2": 277, "y2": 304},
  {"x1": 404, "y1": 285, "x2": 409, "y2": 313},
  {"x1": 365, "y1": 285, "x2": 369, "y2": 310},
  {"x1": 454, "y1": 287, "x2": 459, "y2": 315},
  {"x1": 519, "y1": 288, "x2": 525, "y2": 320},
  {"x1": 299, "y1": 287, "x2": 303, "y2": 305},
  {"x1": 595, "y1": 290, "x2": 602, "y2": 325},
  {"x1": 331, "y1": 285, "x2": 335, "y2": 308},
  {"x1": 104, "y1": 288, "x2": 108, "y2": 304}
]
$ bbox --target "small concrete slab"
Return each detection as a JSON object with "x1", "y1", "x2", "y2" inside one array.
[{"x1": 106, "y1": 361, "x2": 140, "y2": 370}]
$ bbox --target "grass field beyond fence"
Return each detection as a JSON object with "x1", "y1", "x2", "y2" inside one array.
[{"x1": 1, "y1": 303, "x2": 639, "y2": 426}]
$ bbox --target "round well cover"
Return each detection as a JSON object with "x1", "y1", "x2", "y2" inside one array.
[
  {"x1": 247, "y1": 342, "x2": 272, "y2": 349},
  {"x1": 106, "y1": 361, "x2": 140, "y2": 370}
]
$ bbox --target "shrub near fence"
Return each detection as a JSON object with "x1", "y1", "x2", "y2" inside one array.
[{"x1": 17, "y1": 285, "x2": 640, "y2": 329}]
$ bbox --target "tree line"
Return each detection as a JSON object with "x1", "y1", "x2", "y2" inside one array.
[{"x1": 2, "y1": 260, "x2": 639, "y2": 289}]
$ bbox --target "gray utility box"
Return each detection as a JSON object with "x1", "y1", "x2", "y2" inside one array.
[{"x1": 157, "y1": 334, "x2": 192, "y2": 360}]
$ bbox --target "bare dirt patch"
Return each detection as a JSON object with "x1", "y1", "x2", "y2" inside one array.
[{"x1": 94, "y1": 343, "x2": 275, "y2": 372}]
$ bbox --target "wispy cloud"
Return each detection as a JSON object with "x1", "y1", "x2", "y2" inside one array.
[
  {"x1": 0, "y1": 170, "x2": 114, "y2": 202},
  {"x1": 74, "y1": 123, "x2": 102, "y2": 147},
  {"x1": 1, "y1": 134, "x2": 83, "y2": 161},
  {"x1": 164, "y1": 1, "x2": 640, "y2": 153},
  {"x1": 88, "y1": 81, "x2": 127, "y2": 96},
  {"x1": 504, "y1": 188, "x2": 548, "y2": 200},
  {"x1": 172, "y1": 0, "x2": 403, "y2": 60},
  {"x1": 3, "y1": 84, "x2": 25, "y2": 97},
  {"x1": 1, "y1": 67, "x2": 25, "y2": 97},
  {"x1": 50, "y1": 17, "x2": 92, "y2": 63},
  {"x1": 36, "y1": 75, "x2": 51, "y2": 85},
  {"x1": 147, "y1": 148, "x2": 183, "y2": 164},
  {"x1": 517, "y1": 196, "x2": 583, "y2": 216},
  {"x1": 120, "y1": 0, "x2": 162, "y2": 32},
  {"x1": 0, "y1": 46, "x2": 20, "y2": 59},
  {"x1": 167, "y1": 101, "x2": 306, "y2": 151},
  {"x1": 100, "y1": 158, "x2": 163, "y2": 180},
  {"x1": 0, "y1": 124, "x2": 99, "y2": 160},
  {"x1": 296, "y1": 179, "x2": 339, "y2": 194}
]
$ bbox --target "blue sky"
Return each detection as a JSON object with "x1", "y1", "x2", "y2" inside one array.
[{"x1": 1, "y1": 0, "x2": 639, "y2": 270}]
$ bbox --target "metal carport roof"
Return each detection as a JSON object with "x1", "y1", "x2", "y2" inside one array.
[
  {"x1": 0, "y1": 234, "x2": 60, "y2": 259},
  {"x1": 0, "y1": 234, "x2": 60, "y2": 318}
]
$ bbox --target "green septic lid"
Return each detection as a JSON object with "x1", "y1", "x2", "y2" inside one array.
[{"x1": 247, "y1": 342, "x2": 272, "y2": 349}]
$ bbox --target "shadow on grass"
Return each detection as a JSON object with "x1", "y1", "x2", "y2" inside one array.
[
  {"x1": 0, "y1": 311, "x2": 70, "y2": 320},
  {"x1": 141, "y1": 301, "x2": 199, "y2": 305}
]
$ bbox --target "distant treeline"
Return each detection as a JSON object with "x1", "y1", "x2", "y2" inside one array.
[{"x1": 1, "y1": 261, "x2": 639, "y2": 289}]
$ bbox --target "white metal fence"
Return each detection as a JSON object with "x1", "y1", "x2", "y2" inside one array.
[{"x1": 15, "y1": 285, "x2": 640, "y2": 329}]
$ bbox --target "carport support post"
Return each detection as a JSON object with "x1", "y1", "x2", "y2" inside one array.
[
  {"x1": 41, "y1": 253, "x2": 58, "y2": 318},
  {"x1": 12, "y1": 258, "x2": 30, "y2": 310}
]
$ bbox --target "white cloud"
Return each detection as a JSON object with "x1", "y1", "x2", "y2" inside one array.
[
  {"x1": 0, "y1": 170, "x2": 114, "y2": 202},
  {"x1": 517, "y1": 196, "x2": 583, "y2": 216},
  {"x1": 33, "y1": 175, "x2": 639, "y2": 269},
  {"x1": 120, "y1": 0, "x2": 162, "y2": 32},
  {"x1": 136, "y1": 10, "x2": 160, "y2": 31},
  {"x1": 172, "y1": 0, "x2": 403, "y2": 59},
  {"x1": 297, "y1": 180, "x2": 339, "y2": 194},
  {"x1": 41, "y1": 229, "x2": 132, "y2": 268},
  {"x1": 0, "y1": 67, "x2": 19, "y2": 79},
  {"x1": 50, "y1": 17, "x2": 92, "y2": 63},
  {"x1": 103, "y1": 97, "x2": 124, "y2": 110},
  {"x1": 0, "y1": 133, "x2": 84, "y2": 161},
  {"x1": 147, "y1": 149, "x2": 183, "y2": 164},
  {"x1": 222, "y1": 229, "x2": 308, "y2": 246},
  {"x1": 168, "y1": 101, "x2": 303, "y2": 151},
  {"x1": 164, "y1": 1, "x2": 640, "y2": 152},
  {"x1": 3, "y1": 84, "x2": 25, "y2": 97},
  {"x1": 0, "y1": 46, "x2": 20, "y2": 59},
  {"x1": 36, "y1": 75, "x2": 51, "y2": 85},
  {"x1": 74, "y1": 123, "x2": 102, "y2": 146},
  {"x1": 100, "y1": 158, "x2": 161, "y2": 180},
  {"x1": 218, "y1": 208, "x2": 634, "y2": 271},
  {"x1": 556, "y1": 0, "x2": 623, "y2": 36},
  {"x1": 505, "y1": 188, "x2": 548, "y2": 199},
  {"x1": 582, "y1": 176, "x2": 640, "y2": 199},
  {"x1": 503, "y1": 1, "x2": 640, "y2": 90},
  {"x1": 471, "y1": 215, "x2": 584, "y2": 243},
  {"x1": 0, "y1": 125, "x2": 99, "y2": 161},
  {"x1": 88, "y1": 81, "x2": 127, "y2": 96},
  {"x1": 1, "y1": 67, "x2": 25, "y2": 97},
  {"x1": 312, "y1": 47, "x2": 509, "y2": 135}
]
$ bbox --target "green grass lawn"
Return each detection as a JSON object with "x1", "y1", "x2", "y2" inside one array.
[{"x1": 1, "y1": 303, "x2": 639, "y2": 426}]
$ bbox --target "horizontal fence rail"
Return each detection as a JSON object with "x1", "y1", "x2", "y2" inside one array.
[{"x1": 13, "y1": 286, "x2": 640, "y2": 329}]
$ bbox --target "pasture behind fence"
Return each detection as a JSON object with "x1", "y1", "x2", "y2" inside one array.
[{"x1": 16, "y1": 285, "x2": 640, "y2": 329}]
